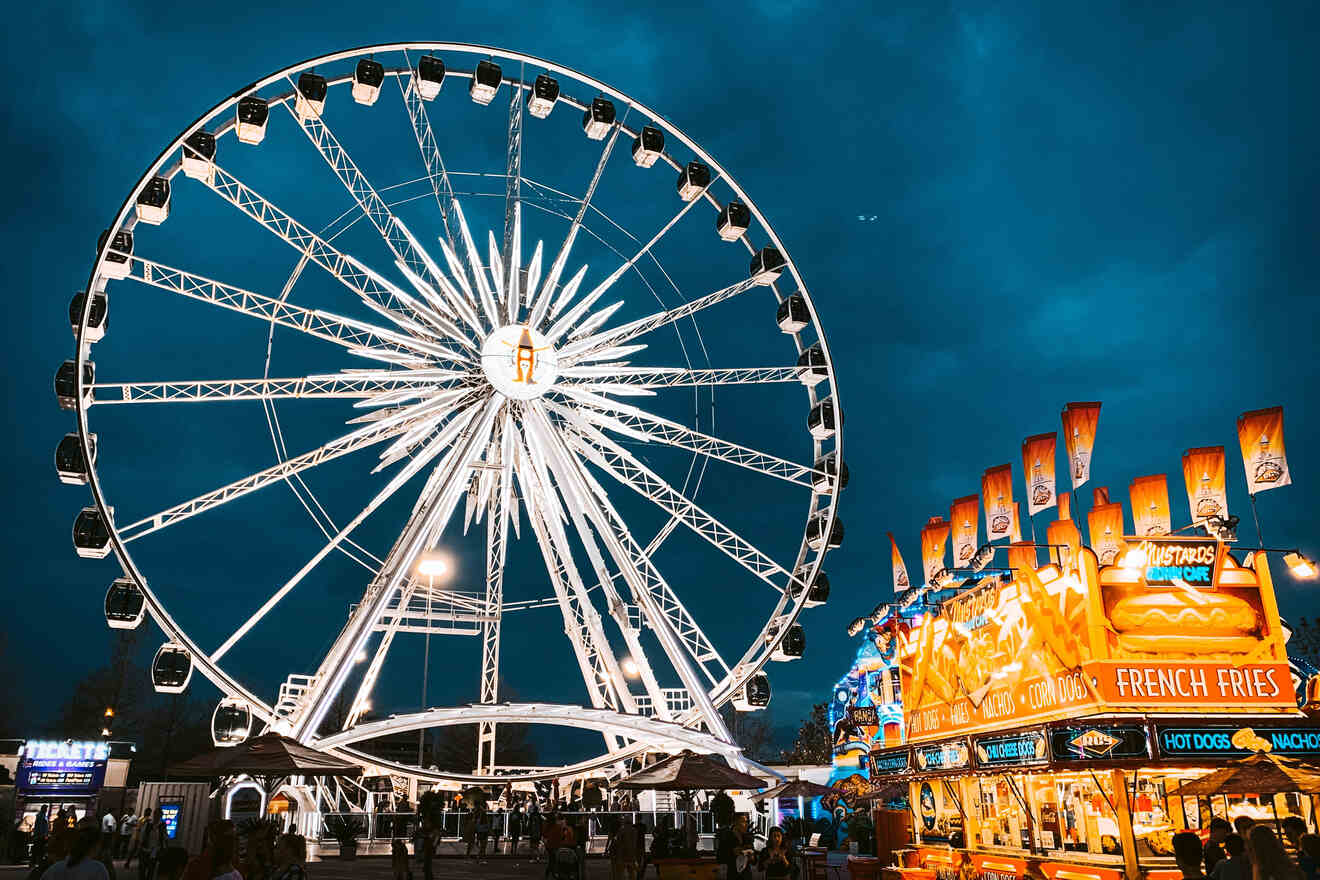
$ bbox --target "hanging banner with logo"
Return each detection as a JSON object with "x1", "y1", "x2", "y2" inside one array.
[
  {"x1": 920, "y1": 517, "x2": 950, "y2": 585},
  {"x1": 1061, "y1": 402, "x2": 1102, "y2": 490},
  {"x1": 1047, "y1": 517, "x2": 1082, "y2": 573},
  {"x1": 888, "y1": 532, "x2": 911, "y2": 593},
  {"x1": 1237, "y1": 406, "x2": 1292, "y2": 494},
  {"x1": 1182, "y1": 446, "x2": 1229, "y2": 524},
  {"x1": 982, "y1": 465, "x2": 1016, "y2": 543},
  {"x1": 1008, "y1": 541, "x2": 1038, "y2": 574},
  {"x1": 1088, "y1": 502, "x2": 1126, "y2": 566},
  {"x1": 1093, "y1": 486, "x2": 1109, "y2": 506},
  {"x1": 1130, "y1": 475, "x2": 1172, "y2": 537},
  {"x1": 1022, "y1": 433, "x2": 1058, "y2": 516},
  {"x1": 950, "y1": 495, "x2": 980, "y2": 570}
]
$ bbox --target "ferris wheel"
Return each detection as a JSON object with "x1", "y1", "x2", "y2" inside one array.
[{"x1": 58, "y1": 43, "x2": 845, "y2": 783}]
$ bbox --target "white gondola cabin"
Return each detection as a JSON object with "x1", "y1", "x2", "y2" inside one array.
[
  {"x1": 73, "y1": 506, "x2": 112, "y2": 559},
  {"x1": 135, "y1": 176, "x2": 170, "y2": 225},
  {"x1": 55, "y1": 359, "x2": 94, "y2": 411},
  {"x1": 676, "y1": 161, "x2": 711, "y2": 202},
  {"x1": 352, "y1": 59, "x2": 385, "y2": 106},
  {"x1": 56, "y1": 432, "x2": 96, "y2": 485},
  {"x1": 733, "y1": 673, "x2": 771, "y2": 711},
  {"x1": 235, "y1": 97, "x2": 269, "y2": 145},
  {"x1": 527, "y1": 73, "x2": 559, "y2": 118},
  {"x1": 212, "y1": 699, "x2": 253, "y2": 746},
  {"x1": 97, "y1": 230, "x2": 133, "y2": 280},
  {"x1": 772, "y1": 624, "x2": 806, "y2": 661},
  {"x1": 416, "y1": 55, "x2": 445, "y2": 100},
  {"x1": 295, "y1": 72, "x2": 328, "y2": 119},
  {"x1": 104, "y1": 577, "x2": 145, "y2": 630},
  {"x1": 812, "y1": 451, "x2": 849, "y2": 494},
  {"x1": 69, "y1": 290, "x2": 108, "y2": 343},
  {"x1": 807, "y1": 397, "x2": 838, "y2": 439},
  {"x1": 806, "y1": 511, "x2": 844, "y2": 551},
  {"x1": 582, "y1": 96, "x2": 616, "y2": 140},
  {"x1": 632, "y1": 125, "x2": 664, "y2": 167},
  {"x1": 152, "y1": 642, "x2": 193, "y2": 694},
  {"x1": 182, "y1": 130, "x2": 216, "y2": 181},
  {"x1": 717, "y1": 200, "x2": 750, "y2": 241},
  {"x1": 776, "y1": 293, "x2": 809, "y2": 333},
  {"x1": 750, "y1": 246, "x2": 785, "y2": 285},
  {"x1": 470, "y1": 60, "x2": 502, "y2": 105},
  {"x1": 796, "y1": 343, "x2": 828, "y2": 387}
]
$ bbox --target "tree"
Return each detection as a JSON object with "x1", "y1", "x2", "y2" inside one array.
[
  {"x1": 721, "y1": 704, "x2": 774, "y2": 763},
  {"x1": 780, "y1": 702, "x2": 831, "y2": 764}
]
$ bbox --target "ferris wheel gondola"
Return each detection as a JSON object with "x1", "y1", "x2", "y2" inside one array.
[{"x1": 60, "y1": 43, "x2": 843, "y2": 783}]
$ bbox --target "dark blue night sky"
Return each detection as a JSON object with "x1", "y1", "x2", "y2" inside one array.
[{"x1": 4, "y1": 0, "x2": 1319, "y2": 762}]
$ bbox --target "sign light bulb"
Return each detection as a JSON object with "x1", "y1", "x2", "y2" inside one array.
[{"x1": 1120, "y1": 547, "x2": 1148, "y2": 570}]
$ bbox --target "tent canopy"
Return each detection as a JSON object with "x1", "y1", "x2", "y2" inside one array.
[
  {"x1": 168, "y1": 733, "x2": 363, "y2": 779},
  {"x1": 750, "y1": 780, "x2": 836, "y2": 802},
  {"x1": 613, "y1": 751, "x2": 763, "y2": 791},
  {"x1": 1166, "y1": 752, "x2": 1320, "y2": 796}
]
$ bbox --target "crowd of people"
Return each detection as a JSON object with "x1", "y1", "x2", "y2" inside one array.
[
  {"x1": 1172, "y1": 815, "x2": 1320, "y2": 880},
  {"x1": 16, "y1": 810, "x2": 309, "y2": 880}
]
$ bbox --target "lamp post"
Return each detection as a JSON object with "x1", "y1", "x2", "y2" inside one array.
[{"x1": 415, "y1": 553, "x2": 451, "y2": 767}]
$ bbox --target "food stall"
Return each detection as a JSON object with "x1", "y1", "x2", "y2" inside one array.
[{"x1": 870, "y1": 539, "x2": 1319, "y2": 880}]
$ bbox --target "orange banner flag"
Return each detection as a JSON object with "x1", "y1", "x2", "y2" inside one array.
[
  {"x1": 1022, "y1": 433, "x2": 1058, "y2": 516},
  {"x1": 1088, "y1": 502, "x2": 1126, "y2": 566},
  {"x1": 1093, "y1": 486, "x2": 1109, "y2": 506},
  {"x1": 1047, "y1": 517, "x2": 1082, "y2": 573},
  {"x1": 920, "y1": 516, "x2": 950, "y2": 585},
  {"x1": 1008, "y1": 540, "x2": 1038, "y2": 574},
  {"x1": 981, "y1": 465, "x2": 1017, "y2": 544},
  {"x1": 1059, "y1": 491, "x2": 1072, "y2": 521},
  {"x1": 1061, "y1": 402, "x2": 1102, "y2": 490},
  {"x1": 1010, "y1": 502, "x2": 1024, "y2": 542},
  {"x1": 888, "y1": 532, "x2": 911, "y2": 593},
  {"x1": 950, "y1": 495, "x2": 980, "y2": 570},
  {"x1": 1183, "y1": 446, "x2": 1229, "y2": 524},
  {"x1": 1237, "y1": 406, "x2": 1292, "y2": 494},
  {"x1": 1130, "y1": 474, "x2": 1172, "y2": 536}
]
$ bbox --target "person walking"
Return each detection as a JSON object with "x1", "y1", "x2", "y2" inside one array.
[
  {"x1": 475, "y1": 805, "x2": 493, "y2": 863},
  {"x1": 123, "y1": 811, "x2": 150, "y2": 871},
  {"x1": 1298, "y1": 835, "x2": 1320, "y2": 880},
  {"x1": 135, "y1": 810, "x2": 161, "y2": 880},
  {"x1": 39, "y1": 821, "x2": 109, "y2": 880},
  {"x1": 270, "y1": 833, "x2": 307, "y2": 880},
  {"x1": 1173, "y1": 830, "x2": 1207, "y2": 880},
  {"x1": 116, "y1": 814, "x2": 135, "y2": 861},
  {"x1": 1249, "y1": 825, "x2": 1304, "y2": 880},
  {"x1": 1206, "y1": 819, "x2": 1234, "y2": 875},
  {"x1": 31, "y1": 806, "x2": 51, "y2": 868},
  {"x1": 1213, "y1": 835, "x2": 1251, "y2": 880},
  {"x1": 509, "y1": 805, "x2": 524, "y2": 857},
  {"x1": 527, "y1": 802, "x2": 544, "y2": 863},
  {"x1": 608, "y1": 816, "x2": 639, "y2": 880}
]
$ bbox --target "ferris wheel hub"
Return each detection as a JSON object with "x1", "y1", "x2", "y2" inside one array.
[{"x1": 480, "y1": 324, "x2": 559, "y2": 400}]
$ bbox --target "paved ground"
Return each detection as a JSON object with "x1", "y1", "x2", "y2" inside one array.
[{"x1": 0, "y1": 855, "x2": 618, "y2": 879}]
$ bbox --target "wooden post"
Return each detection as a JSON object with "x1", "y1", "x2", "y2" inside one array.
[{"x1": 1109, "y1": 769, "x2": 1140, "y2": 880}]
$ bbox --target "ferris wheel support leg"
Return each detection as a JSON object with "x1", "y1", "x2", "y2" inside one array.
[{"x1": 292, "y1": 399, "x2": 501, "y2": 743}]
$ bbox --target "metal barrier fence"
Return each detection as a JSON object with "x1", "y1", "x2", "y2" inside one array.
[{"x1": 316, "y1": 809, "x2": 744, "y2": 844}]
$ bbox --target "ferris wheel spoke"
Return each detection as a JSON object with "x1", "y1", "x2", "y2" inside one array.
[
  {"x1": 547, "y1": 397, "x2": 816, "y2": 488},
  {"x1": 559, "y1": 276, "x2": 763, "y2": 362},
  {"x1": 203, "y1": 162, "x2": 461, "y2": 352},
  {"x1": 209, "y1": 401, "x2": 480, "y2": 663},
  {"x1": 501, "y1": 69, "x2": 524, "y2": 272},
  {"x1": 523, "y1": 406, "x2": 731, "y2": 739},
  {"x1": 397, "y1": 52, "x2": 465, "y2": 259},
  {"x1": 526, "y1": 121, "x2": 625, "y2": 328},
  {"x1": 295, "y1": 398, "x2": 502, "y2": 741},
  {"x1": 278, "y1": 80, "x2": 454, "y2": 303},
  {"x1": 512, "y1": 427, "x2": 629, "y2": 714},
  {"x1": 562, "y1": 414, "x2": 800, "y2": 595},
  {"x1": 126, "y1": 256, "x2": 438, "y2": 365},
  {"x1": 527, "y1": 412, "x2": 681, "y2": 722},
  {"x1": 574, "y1": 175, "x2": 717, "y2": 314},
  {"x1": 118, "y1": 413, "x2": 423, "y2": 543},
  {"x1": 559, "y1": 365, "x2": 801, "y2": 389},
  {"x1": 89, "y1": 375, "x2": 441, "y2": 406}
]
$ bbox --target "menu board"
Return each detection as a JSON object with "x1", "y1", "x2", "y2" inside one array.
[{"x1": 17, "y1": 756, "x2": 107, "y2": 796}]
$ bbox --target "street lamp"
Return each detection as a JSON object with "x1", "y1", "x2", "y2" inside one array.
[
  {"x1": 1285, "y1": 552, "x2": 1318, "y2": 579},
  {"x1": 621, "y1": 657, "x2": 640, "y2": 678},
  {"x1": 414, "y1": 551, "x2": 454, "y2": 767}
]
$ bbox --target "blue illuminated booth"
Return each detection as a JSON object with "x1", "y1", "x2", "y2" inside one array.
[{"x1": 1, "y1": 739, "x2": 136, "y2": 834}]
